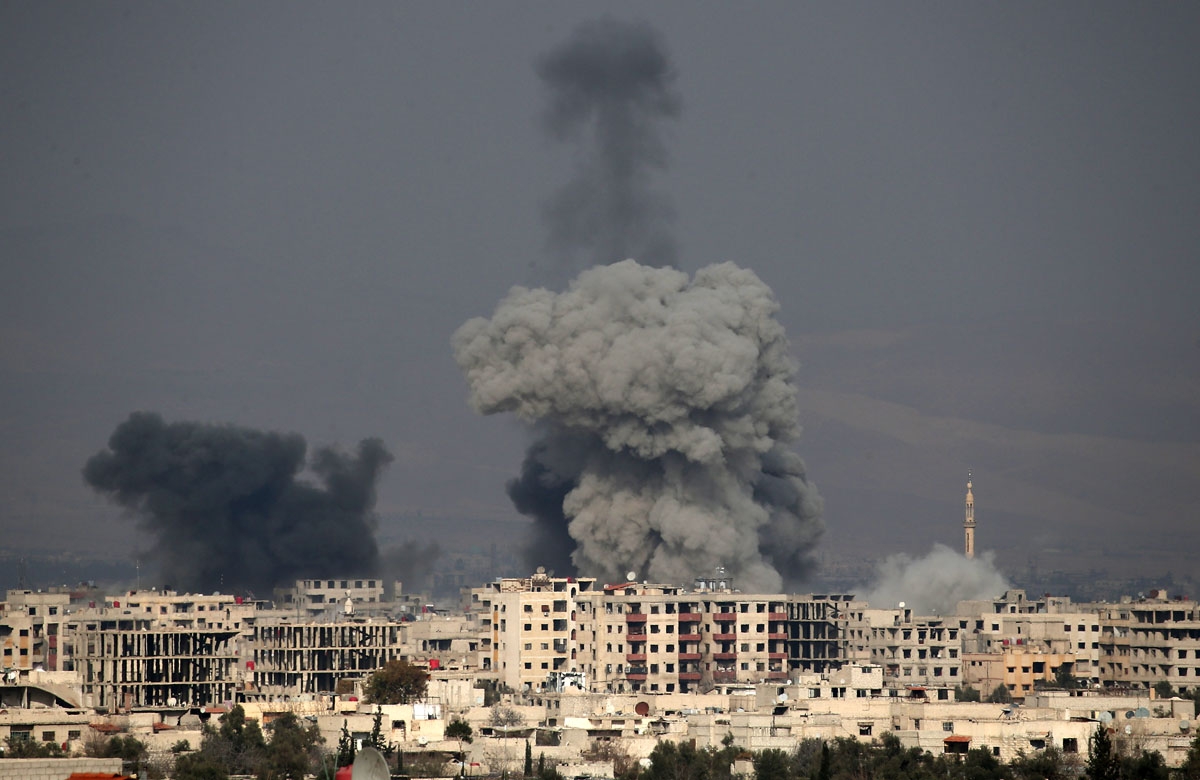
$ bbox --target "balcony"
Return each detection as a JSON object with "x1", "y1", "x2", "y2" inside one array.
[
  {"x1": 679, "y1": 672, "x2": 702, "y2": 682},
  {"x1": 626, "y1": 653, "x2": 647, "y2": 663},
  {"x1": 678, "y1": 633, "x2": 702, "y2": 642},
  {"x1": 626, "y1": 666, "x2": 648, "y2": 681},
  {"x1": 769, "y1": 612, "x2": 788, "y2": 621},
  {"x1": 714, "y1": 652, "x2": 737, "y2": 661},
  {"x1": 714, "y1": 670, "x2": 738, "y2": 683},
  {"x1": 678, "y1": 612, "x2": 702, "y2": 623},
  {"x1": 714, "y1": 612, "x2": 737, "y2": 622},
  {"x1": 627, "y1": 633, "x2": 647, "y2": 644},
  {"x1": 769, "y1": 652, "x2": 787, "y2": 660},
  {"x1": 626, "y1": 613, "x2": 647, "y2": 623},
  {"x1": 769, "y1": 632, "x2": 788, "y2": 640},
  {"x1": 677, "y1": 652, "x2": 702, "y2": 661},
  {"x1": 713, "y1": 633, "x2": 736, "y2": 642},
  {"x1": 766, "y1": 670, "x2": 789, "y2": 680}
]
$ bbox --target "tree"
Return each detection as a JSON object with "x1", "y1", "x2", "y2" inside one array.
[
  {"x1": 1119, "y1": 749, "x2": 1169, "y2": 780},
  {"x1": 367, "y1": 707, "x2": 393, "y2": 755},
  {"x1": 446, "y1": 718, "x2": 474, "y2": 778},
  {"x1": 171, "y1": 739, "x2": 193, "y2": 754},
  {"x1": 3, "y1": 736, "x2": 65, "y2": 758},
  {"x1": 1085, "y1": 725, "x2": 1121, "y2": 780},
  {"x1": 525, "y1": 740, "x2": 534, "y2": 777},
  {"x1": 491, "y1": 704, "x2": 527, "y2": 729},
  {"x1": 209, "y1": 705, "x2": 266, "y2": 775},
  {"x1": 259, "y1": 712, "x2": 321, "y2": 780},
  {"x1": 1153, "y1": 681, "x2": 1175, "y2": 700},
  {"x1": 753, "y1": 748, "x2": 791, "y2": 780},
  {"x1": 364, "y1": 659, "x2": 429, "y2": 705},
  {"x1": 336, "y1": 719, "x2": 356, "y2": 767},
  {"x1": 956, "y1": 685, "x2": 982, "y2": 702},
  {"x1": 174, "y1": 751, "x2": 229, "y2": 780},
  {"x1": 1181, "y1": 731, "x2": 1200, "y2": 780},
  {"x1": 987, "y1": 684, "x2": 1013, "y2": 704}
]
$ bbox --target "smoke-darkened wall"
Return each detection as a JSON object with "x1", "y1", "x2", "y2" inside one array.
[
  {"x1": 454, "y1": 261, "x2": 823, "y2": 591},
  {"x1": 83, "y1": 411, "x2": 392, "y2": 594}
]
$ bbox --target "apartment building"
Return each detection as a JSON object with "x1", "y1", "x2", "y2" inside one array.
[
  {"x1": 470, "y1": 569, "x2": 851, "y2": 695},
  {"x1": 468, "y1": 568, "x2": 598, "y2": 691},
  {"x1": 1099, "y1": 590, "x2": 1200, "y2": 693},
  {"x1": 249, "y1": 620, "x2": 407, "y2": 698},
  {"x1": 849, "y1": 608, "x2": 963, "y2": 693}
]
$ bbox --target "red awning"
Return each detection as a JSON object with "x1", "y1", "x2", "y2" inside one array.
[{"x1": 944, "y1": 735, "x2": 972, "y2": 743}]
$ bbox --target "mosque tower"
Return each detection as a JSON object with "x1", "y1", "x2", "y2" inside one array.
[{"x1": 964, "y1": 472, "x2": 976, "y2": 559}]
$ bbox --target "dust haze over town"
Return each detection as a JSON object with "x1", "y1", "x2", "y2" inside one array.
[{"x1": 2, "y1": 3, "x2": 1198, "y2": 600}]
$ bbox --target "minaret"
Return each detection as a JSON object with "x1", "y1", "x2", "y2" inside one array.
[{"x1": 964, "y1": 472, "x2": 976, "y2": 559}]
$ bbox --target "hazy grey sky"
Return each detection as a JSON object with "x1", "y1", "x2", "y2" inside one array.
[{"x1": 2, "y1": 2, "x2": 1198, "y2": 584}]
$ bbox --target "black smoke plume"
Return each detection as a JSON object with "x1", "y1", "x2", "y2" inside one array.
[
  {"x1": 83, "y1": 412, "x2": 392, "y2": 594},
  {"x1": 537, "y1": 17, "x2": 681, "y2": 274}
]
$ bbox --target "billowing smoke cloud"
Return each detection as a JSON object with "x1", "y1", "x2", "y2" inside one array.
[
  {"x1": 453, "y1": 260, "x2": 823, "y2": 592},
  {"x1": 83, "y1": 412, "x2": 392, "y2": 594},
  {"x1": 861, "y1": 543, "x2": 1009, "y2": 615},
  {"x1": 537, "y1": 18, "x2": 680, "y2": 273}
]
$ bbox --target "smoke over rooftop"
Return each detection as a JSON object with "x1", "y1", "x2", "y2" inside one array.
[
  {"x1": 453, "y1": 260, "x2": 823, "y2": 591},
  {"x1": 537, "y1": 17, "x2": 680, "y2": 276},
  {"x1": 861, "y1": 543, "x2": 1010, "y2": 615},
  {"x1": 83, "y1": 411, "x2": 392, "y2": 593}
]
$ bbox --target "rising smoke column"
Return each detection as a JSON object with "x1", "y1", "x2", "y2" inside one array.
[
  {"x1": 861, "y1": 543, "x2": 1009, "y2": 615},
  {"x1": 83, "y1": 412, "x2": 392, "y2": 593},
  {"x1": 453, "y1": 260, "x2": 824, "y2": 592},
  {"x1": 537, "y1": 18, "x2": 681, "y2": 274}
]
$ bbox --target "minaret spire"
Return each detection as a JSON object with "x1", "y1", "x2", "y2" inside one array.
[{"x1": 964, "y1": 471, "x2": 976, "y2": 559}]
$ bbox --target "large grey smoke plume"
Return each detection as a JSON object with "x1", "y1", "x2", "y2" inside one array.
[
  {"x1": 537, "y1": 18, "x2": 680, "y2": 274},
  {"x1": 861, "y1": 543, "x2": 1009, "y2": 615},
  {"x1": 84, "y1": 412, "x2": 392, "y2": 594},
  {"x1": 453, "y1": 260, "x2": 823, "y2": 592}
]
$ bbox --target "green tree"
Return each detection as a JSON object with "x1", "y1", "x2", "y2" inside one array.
[
  {"x1": 1012, "y1": 746, "x2": 1072, "y2": 780},
  {"x1": 525, "y1": 739, "x2": 534, "y2": 777},
  {"x1": 171, "y1": 739, "x2": 193, "y2": 754},
  {"x1": 3, "y1": 736, "x2": 65, "y2": 758},
  {"x1": 1153, "y1": 681, "x2": 1175, "y2": 700},
  {"x1": 367, "y1": 707, "x2": 393, "y2": 755},
  {"x1": 753, "y1": 748, "x2": 790, "y2": 780},
  {"x1": 336, "y1": 719, "x2": 356, "y2": 767},
  {"x1": 212, "y1": 704, "x2": 267, "y2": 774},
  {"x1": 1054, "y1": 666, "x2": 1083, "y2": 690},
  {"x1": 445, "y1": 718, "x2": 473, "y2": 778},
  {"x1": 364, "y1": 659, "x2": 429, "y2": 705},
  {"x1": 987, "y1": 684, "x2": 1013, "y2": 704},
  {"x1": 956, "y1": 685, "x2": 982, "y2": 702},
  {"x1": 174, "y1": 750, "x2": 230, "y2": 780},
  {"x1": 1085, "y1": 726, "x2": 1120, "y2": 780},
  {"x1": 259, "y1": 712, "x2": 320, "y2": 780},
  {"x1": 1181, "y1": 731, "x2": 1200, "y2": 780},
  {"x1": 1119, "y1": 749, "x2": 1168, "y2": 780}
]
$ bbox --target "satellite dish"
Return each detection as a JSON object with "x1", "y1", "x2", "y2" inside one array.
[
  {"x1": 352, "y1": 747, "x2": 391, "y2": 780},
  {"x1": 635, "y1": 701, "x2": 650, "y2": 716},
  {"x1": 627, "y1": 572, "x2": 637, "y2": 582},
  {"x1": 1125, "y1": 711, "x2": 1135, "y2": 719},
  {"x1": 167, "y1": 697, "x2": 178, "y2": 707},
  {"x1": 776, "y1": 693, "x2": 789, "y2": 704},
  {"x1": 1180, "y1": 720, "x2": 1191, "y2": 732},
  {"x1": 1098, "y1": 712, "x2": 1113, "y2": 724},
  {"x1": 1135, "y1": 707, "x2": 1150, "y2": 718},
  {"x1": 898, "y1": 602, "x2": 906, "y2": 609},
  {"x1": 1124, "y1": 725, "x2": 1133, "y2": 735}
]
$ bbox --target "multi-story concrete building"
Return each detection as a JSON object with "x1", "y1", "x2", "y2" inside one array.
[
  {"x1": 469, "y1": 569, "x2": 852, "y2": 695},
  {"x1": 248, "y1": 620, "x2": 407, "y2": 698},
  {"x1": 849, "y1": 607, "x2": 964, "y2": 694},
  {"x1": 1099, "y1": 590, "x2": 1200, "y2": 693}
]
